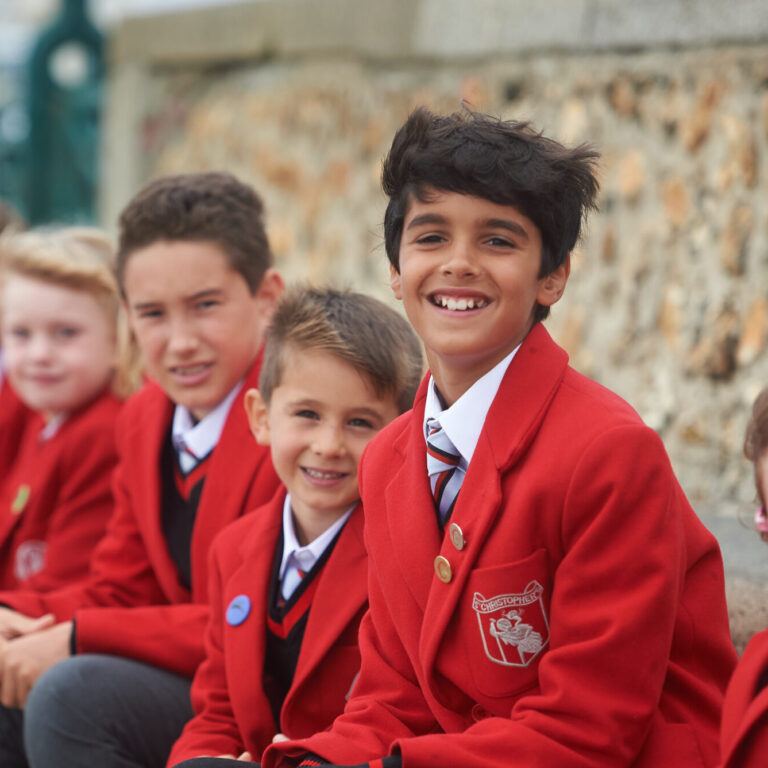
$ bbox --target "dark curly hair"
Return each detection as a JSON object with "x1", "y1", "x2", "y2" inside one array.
[{"x1": 382, "y1": 107, "x2": 600, "y2": 322}]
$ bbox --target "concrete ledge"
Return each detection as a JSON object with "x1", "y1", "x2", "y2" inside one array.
[{"x1": 110, "y1": 0, "x2": 768, "y2": 66}]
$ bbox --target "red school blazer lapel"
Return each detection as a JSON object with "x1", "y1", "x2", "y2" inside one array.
[
  {"x1": 191, "y1": 354, "x2": 275, "y2": 599},
  {"x1": 0, "y1": 412, "x2": 47, "y2": 549},
  {"x1": 289, "y1": 503, "x2": 368, "y2": 697},
  {"x1": 383, "y1": 384, "x2": 443, "y2": 613},
  {"x1": 417, "y1": 324, "x2": 570, "y2": 692},
  {"x1": 721, "y1": 629, "x2": 768, "y2": 767},
  {"x1": 222, "y1": 494, "x2": 285, "y2": 751},
  {"x1": 124, "y1": 384, "x2": 183, "y2": 601}
]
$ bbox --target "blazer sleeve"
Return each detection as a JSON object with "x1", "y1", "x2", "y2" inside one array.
[
  {"x1": 20, "y1": 413, "x2": 119, "y2": 592},
  {"x1": 166, "y1": 544, "x2": 243, "y2": 765}
]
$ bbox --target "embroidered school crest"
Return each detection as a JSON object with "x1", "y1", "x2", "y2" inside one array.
[
  {"x1": 472, "y1": 581, "x2": 549, "y2": 667},
  {"x1": 14, "y1": 540, "x2": 47, "y2": 581}
]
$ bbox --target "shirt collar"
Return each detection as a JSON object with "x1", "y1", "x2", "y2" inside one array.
[
  {"x1": 423, "y1": 345, "x2": 520, "y2": 464},
  {"x1": 279, "y1": 493, "x2": 355, "y2": 580},
  {"x1": 40, "y1": 413, "x2": 67, "y2": 442},
  {"x1": 171, "y1": 380, "x2": 243, "y2": 461}
]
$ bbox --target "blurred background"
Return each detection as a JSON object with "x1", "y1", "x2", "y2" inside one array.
[{"x1": 3, "y1": 0, "x2": 768, "y2": 639}]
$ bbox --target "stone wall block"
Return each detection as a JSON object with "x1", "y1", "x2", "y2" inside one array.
[
  {"x1": 601, "y1": 226, "x2": 616, "y2": 264},
  {"x1": 661, "y1": 176, "x2": 689, "y2": 228},
  {"x1": 681, "y1": 80, "x2": 725, "y2": 153},
  {"x1": 558, "y1": 98, "x2": 588, "y2": 144},
  {"x1": 687, "y1": 308, "x2": 741, "y2": 380},
  {"x1": 719, "y1": 114, "x2": 759, "y2": 190},
  {"x1": 737, "y1": 297, "x2": 768, "y2": 367},
  {"x1": 607, "y1": 75, "x2": 636, "y2": 118},
  {"x1": 720, "y1": 204, "x2": 754, "y2": 276},
  {"x1": 658, "y1": 284, "x2": 683, "y2": 349},
  {"x1": 618, "y1": 149, "x2": 646, "y2": 202}
]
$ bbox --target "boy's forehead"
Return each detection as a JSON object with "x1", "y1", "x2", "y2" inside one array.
[
  {"x1": 277, "y1": 345, "x2": 396, "y2": 408},
  {"x1": 403, "y1": 187, "x2": 537, "y2": 232},
  {"x1": 122, "y1": 239, "x2": 239, "y2": 299}
]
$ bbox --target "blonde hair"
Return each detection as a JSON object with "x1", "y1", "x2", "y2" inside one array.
[{"x1": 0, "y1": 227, "x2": 142, "y2": 399}]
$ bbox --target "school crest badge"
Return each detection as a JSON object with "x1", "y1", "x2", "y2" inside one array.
[
  {"x1": 472, "y1": 581, "x2": 549, "y2": 667},
  {"x1": 14, "y1": 540, "x2": 47, "y2": 581}
]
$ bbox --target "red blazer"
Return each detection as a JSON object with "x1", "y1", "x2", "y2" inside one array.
[
  {"x1": 0, "y1": 357, "x2": 280, "y2": 677},
  {"x1": 167, "y1": 490, "x2": 368, "y2": 766},
  {"x1": 264, "y1": 324, "x2": 737, "y2": 768},
  {"x1": 0, "y1": 388, "x2": 121, "y2": 591},
  {"x1": 0, "y1": 379, "x2": 32, "y2": 477},
  {"x1": 720, "y1": 629, "x2": 768, "y2": 768}
]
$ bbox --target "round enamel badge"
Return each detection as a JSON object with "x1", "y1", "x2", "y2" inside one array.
[{"x1": 226, "y1": 595, "x2": 251, "y2": 626}]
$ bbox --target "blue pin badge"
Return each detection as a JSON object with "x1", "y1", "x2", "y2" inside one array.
[{"x1": 226, "y1": 594, "x2": 251, "y2": 626}]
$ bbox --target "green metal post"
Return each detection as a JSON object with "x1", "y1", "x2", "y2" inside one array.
[{"x1": 25, "y1": 0, "x2": 103, "y2": 225}]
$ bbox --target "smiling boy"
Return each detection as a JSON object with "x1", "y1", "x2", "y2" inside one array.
[
  {"x1": 0, "y1": 172, "x2": 283, "y2": 768},
  {"x1": 263, "y1": 109, "x2": 737, "y2": 768},
  {"x1": 166, "y1": 287, "x2": 422, "y2": 767}
]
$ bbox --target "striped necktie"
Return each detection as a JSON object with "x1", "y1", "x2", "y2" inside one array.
[{"x1": 426, "y1": 417, "x2": 465, "y2": 525}]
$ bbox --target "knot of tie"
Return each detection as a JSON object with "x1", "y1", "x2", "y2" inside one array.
[{"x1": 425, "y1": 418, "x2": 465, "y2": 525}]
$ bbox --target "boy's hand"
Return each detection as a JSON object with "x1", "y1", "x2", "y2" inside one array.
[
  {"x1": 297, "y1": 757, "x2": 401, "y2": 768},
  {"x1": 0, "y1": 608, "x2": 55, "y2": 640},
  {"x1": 200, "y1": 753, "x2": 252, "y2": 761},
  {"x1": 0, "y1": 620, "x2": 71, "y2": 708}
]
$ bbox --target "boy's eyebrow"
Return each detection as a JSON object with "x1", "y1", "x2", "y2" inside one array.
[
  {"x1": 187, "y1": 288, "x2": 224, "y2": 301},
  {"x1": 131, "y1": 288, "x2": 223, "y2": 310},
  {"x1": 350, "y1": 405, "x2": 392, "y2": 420},
  {"x1": 405, "y1": 213, "x2": 529, "y2": 241},
  {"x1": 486, "y1": 218, "x2": 529, "y2": 241},
  {"x1": 405, "y1": 213, "x2": 448, "y2": 231},
  {"x1": 287, "y1": 398, "x2": 390, "y2": 420}
]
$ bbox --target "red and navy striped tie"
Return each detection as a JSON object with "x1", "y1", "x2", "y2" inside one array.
[{"x1": 426, "y1": 418, "x2": 465, "y2": 525}]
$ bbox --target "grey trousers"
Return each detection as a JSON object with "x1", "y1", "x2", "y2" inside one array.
[{"x1": 0, "y1": 654, "x2": 194, "y2": 768}]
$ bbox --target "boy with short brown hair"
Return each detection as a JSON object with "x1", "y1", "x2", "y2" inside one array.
[
  {"x1": 0, "y1": 172, "x2": 283, "y2": 768},
  {"x1": 167, "y1": 286, "x2": 422, "y2": 766}
]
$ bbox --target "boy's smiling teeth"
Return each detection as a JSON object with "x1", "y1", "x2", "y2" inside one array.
[
  {"x1": 432, "y1": 295, "x2": 489, "y2": 311},
  {"x1": 173, "y1": 363, "x2": 209, "y2": 374},
  {"x1": 304, "y1": 467, "x2": 346, "y2": 479}
]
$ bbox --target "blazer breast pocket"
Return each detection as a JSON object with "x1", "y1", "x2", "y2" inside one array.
[{"x1": 458, "y1": 548, "x2": 551, "y2": 699}]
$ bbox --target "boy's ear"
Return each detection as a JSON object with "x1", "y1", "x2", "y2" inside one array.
[
  {"x1": 536, "y1": 254, "x2": 571, "y2": 308},
  {"x1": 244, "y1": 388, "x2": 271, "y2": 446},
  {"x1": 255, "y1": 269, "x2": 285, "y2": 315},
  {"x1": 390, "y1": 264, "x2": 403, "y2": 301}
]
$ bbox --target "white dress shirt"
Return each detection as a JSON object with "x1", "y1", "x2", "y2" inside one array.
[
  {"x1": 423, "y1": 345, "x2": 521, "y2": 467},
  {"x1": 171, "y1": 382, "x2": 242, "y2": 472},
  {"x1": 278, "y1": 494, "x2": 354, "y2": 601}
]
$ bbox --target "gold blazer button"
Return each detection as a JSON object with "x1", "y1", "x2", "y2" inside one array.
[
  {"x1": 434, "y1": 555, "x2": 452, "y2": 583},
  {"x1": 449, "y1": 523, "x2": 465, "y2": 551}
]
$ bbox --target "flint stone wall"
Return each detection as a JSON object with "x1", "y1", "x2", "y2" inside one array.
[{"x1": 104, "y1": 0, "x2": 768, "y2": 520}]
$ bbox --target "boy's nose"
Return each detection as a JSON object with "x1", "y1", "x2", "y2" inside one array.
[
  {"x1": 441, "y1": 241, "x2": 479, "y2": 277},
  {"x1": 27, "y1": 333, "x2": 53, "y2": 361},
  {"x1": 167, "y1": 320, "x2": 199, "y2": 356},
  {"x1": 312, "y1": 425, "x2": 346, "y2": 457}
]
